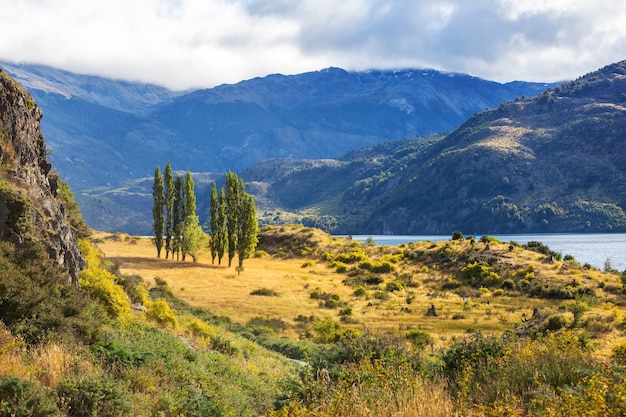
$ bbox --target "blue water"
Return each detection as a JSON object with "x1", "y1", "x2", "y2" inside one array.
[{"x1": 344, "y1": 233, "x2": 626, "y2": 271}]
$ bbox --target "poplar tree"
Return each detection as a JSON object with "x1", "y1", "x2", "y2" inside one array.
[
  {"x1": 236, "y1": 194, "x2": 259, "y2": 268},
  {"x1": 164, "y1": 162, "x2": 175, "y2": 259},
  {"x1": 225, "y1": 170, "x2": 243, "y2": 267},
  {"x1": 152, "y1": 166, "x2": 165, "y2": 258},
  {"x1": 217, "y1": 188, "x2": 227, "y2": 265},
  {"x1": 209, "y1": 182, "x2": 219, "y2": 264},
  {"x1": 172, "y1": 175, "x2": 183, "y2": 261},
  {"x1": 225, "y1": 170, "x2": 258, "y2": 269},
  {"x1": 183, "y1": 170, "x2": 196, "y2": 220}
]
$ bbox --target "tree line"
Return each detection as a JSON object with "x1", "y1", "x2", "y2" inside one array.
[{"x1": 152, "y1": 163, "x2": 258, "y2": 268}]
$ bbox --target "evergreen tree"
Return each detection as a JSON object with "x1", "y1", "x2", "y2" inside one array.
[
  {"x1": 181, "y1": 171, "x2": 196, "y2": 261},
  {"x1": 172, "y1": 175, "x2": 183, "y2": 261},
  {"x1": 183, "y1": 170, "x2": 196, "y2": 220},
  {"x1": 217, "y1": 187, "x2": 227, "y2": 265},
  {"x1": 209, "y1": 182, "x2": 219, "y2": 264},
  {"x1": 236, "y1": 194, "x2": 259, "y2": 268},
  {"x1": 225, "y1": 170, "x2": 243, "y2": 267},
  {"x1": 152, "y1": 166, "x2": 165, "y2": 258},
  {"x1": 164, "y1": 162, "x2": 175, "y2": 259}
]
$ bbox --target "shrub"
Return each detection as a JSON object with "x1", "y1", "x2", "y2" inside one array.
[
  {"x1": 452, "y1": 231, "x2": 464, "y2": 241},
  {"x1": 147, "y1": 299, "x2": 178, "y2": 329},
  {"x1": 543, "y1": 314, "x2": 568, "y2": 332},
  {"x1": 250, "y1": 288, "x2": 279, "y2": 296},
  {"x1": 385, "y1": 280, "x2": 404, "y2": 292},
  {"x1": 501, "y1": 279, "x2": 516, "y2": 290},
  {"x1": 57, "y1": 376, "x2": 130, "y2": 417},
  {"x1": 353, "y1": 286, "x2": 368, "y2": 297},
  {"x1": 78, "y1": 240, "x2": 132, "y2": 319},
  {"x1": 404, "y1": 329, "x2": 433, "y2": 349},
  {"x1": 0, "y1": 376, "x2": 59, "y2": 416},
  {"x1": 612, "y1": 342, "x2": 626, "y2": 365}
]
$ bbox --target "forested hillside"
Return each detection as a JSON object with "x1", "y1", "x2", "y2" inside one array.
[{"x1": 226, "y1": 60, "x2": 626, "y2": 234}]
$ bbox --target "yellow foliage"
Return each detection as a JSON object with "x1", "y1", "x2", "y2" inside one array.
[
  {"x1": 147, "y1": 298, "x2": 178, "y2": 329},
  {"x1": 78, "y1": 239, "x2": 131, "y2": 319}
]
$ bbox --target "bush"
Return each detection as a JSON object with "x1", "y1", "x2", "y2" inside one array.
[
  {"x1": 78, "y1": 240, "x2": 132, "y2": 319},
  {"x1": 452, "y1": 231, "x2": 464, "y2": 240},
  {"x1": 57, "y1": 376, "x2": 130, "y2": 417},
  {"x1": 147, "y1": 299, "x2": 178, "y2": 329},
  {"x1": 404, "y1": 329, "x2": 433, "y2": 349},
  {"x1": 501, "y1": 279, "x2": 516, "y2": 290},
  {"x1": 0, "y1": 376, "x2": 59, "y2": 417},
  {"x1": 250, "y1": 288, "x2": 279, "y2": 296}
]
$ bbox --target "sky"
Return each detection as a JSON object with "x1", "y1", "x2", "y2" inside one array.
[{"x1": 1, "y1": 0, "x2": 625, "y2": 90}]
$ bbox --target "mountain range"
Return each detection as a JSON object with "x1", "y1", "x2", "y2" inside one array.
[
  {"x1": 226, "y1": 61, "x2": 626, "y2": 234},
  {"x1": 0, "y1": 60, "x2": 560, "y2": 234}
]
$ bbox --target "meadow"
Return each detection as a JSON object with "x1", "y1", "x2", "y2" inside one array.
[{"x1": 95, "y1": 225, "x2": 626, "y2": 355}]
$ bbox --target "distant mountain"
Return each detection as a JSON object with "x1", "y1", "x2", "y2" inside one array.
[
  {"x1": 228, "y1": 60, "x2": 626, "y2": 234},
  {"x1": 1, "y1": 61, "x2": 555, "y2": 190},
  {"x1": 0, "y1": 60, "x2": 559, "y2": 233}
]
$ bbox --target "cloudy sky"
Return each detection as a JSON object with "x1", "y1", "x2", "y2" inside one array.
[{"x1": 1, "y1": 0, "x2": 625, "y2": 90}]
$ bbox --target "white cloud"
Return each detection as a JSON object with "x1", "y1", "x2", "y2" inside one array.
[{"x1": 1, "y1": 0, "x2": 625, "y2": 89}]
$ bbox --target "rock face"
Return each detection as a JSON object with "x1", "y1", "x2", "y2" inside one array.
[{"x1": 0, "y1": 69, "x2": 86, "y2": 285}]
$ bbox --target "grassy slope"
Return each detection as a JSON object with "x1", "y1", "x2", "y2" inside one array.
[{"x1": 94, "y1": 225, "x2": 626, "y2": 356}]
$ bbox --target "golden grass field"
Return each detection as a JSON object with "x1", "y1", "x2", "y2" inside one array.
[{"x1": 93, "y1": 228, "x2": 626, "y2": 352}]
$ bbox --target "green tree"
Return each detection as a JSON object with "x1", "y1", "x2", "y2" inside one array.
[
  {"x1": 236, "y1": 194, "x2": 258, "y2": 268},
  {"x1": 172, "y1": 175, "x2": 183, "y2": 261},
  {"x1": 183, "y1": 170, "x2": 196, "y2": 220},
  {"x1": 152, "y1": 166, "x2": 165, "y2": 258},
  {"x1": 181, "y1": 171, "x2": 196, "y2": 262},
  {"x1": 181, "y1": 214, "x2": 208, "y2": 262},
  {"x1": 209, "y1": 182, "x2": 221, "y2": 264},
  {"x1": 164, "y1": 162, "x2": 175, "y2": 259},
  {"x1": 217, "y1": 187, "x2": 227, "y2": 265},
  {"x1": 225, "y1": 170, "x2": 243, "y2": 267}
]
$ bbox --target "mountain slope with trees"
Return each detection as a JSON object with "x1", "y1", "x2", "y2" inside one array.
[
  {"x1": 222, "y1": 60, "x2": 626, "y2": 234},
  {"x1": 0, "y1": 61, "x2": 556, "y2": 191}
]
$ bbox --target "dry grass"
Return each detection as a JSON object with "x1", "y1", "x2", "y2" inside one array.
[{"x1": 93, "y1": 229, "x2": 623, "y2": 349}]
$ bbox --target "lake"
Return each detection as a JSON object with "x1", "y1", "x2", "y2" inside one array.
[{"x1": 344, "y1": 233, "x2": 626, "y2": 272}]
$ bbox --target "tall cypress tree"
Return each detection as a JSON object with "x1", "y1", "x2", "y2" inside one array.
[
  {"x1": 236, "y1": 194, "x2": 259, "y2": 268},
  {"x1": 217, "y1": 187, "x2": 227, "y2": 265},
  {"x1": 164, "y1": 162, "x2": 175, "y2": 259},
  {"x1": 172, "y1": 174, "x2": 183, "y2": 261},
  {"x1": 183, "y1": 170, "x2": 196, "y2": 220},
  {"x1": 152, "y1": 166, "x2": 165, "y2": 258},
  {"x1": 209, "y1": 182, "x2": 219, "y2": 264},
  {"x1": 225, "y1": 170, "x2": 243, "y2": 267}
]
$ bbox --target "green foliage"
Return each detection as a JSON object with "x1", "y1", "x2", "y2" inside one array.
[
  {"x1": 404, "y1": 329, "x2": 433, "y2": 349},
  {"x1": 52, "y1": 174, "x2": 90, "y2": 238},
  {"x1": 0, "y1": 240, "x2": 96, "y2": 343},
  {"x1": 452, "y1": 231, "x2": 464, "y2": 240},
  {"x1": 250, "y1": 288, "x2": 280, "y2": 296},
  {"x1": 152, "y1": 166, "x2": 165, "y2": 258},
  {"x1": 181, "y1": 214, "x2": 208, "y2": 262},
  {"x1": 359, "y1": 259, "x2": 397, "y2": 273},
  {"x1": 0, "y1": 376, "x2": 59, "y2": 417},
  {"x1": 0, "y1": 180, "x2": 31, "y2": 236},
  {"x1": 56, "y1": 376, "x2": 131, "y2": 417}
]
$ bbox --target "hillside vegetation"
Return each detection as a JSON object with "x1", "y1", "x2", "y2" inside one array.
[
  {"x1": 85, "y1": 224, "x2": 626, "y2": 416},
  {"x1": 222, "y1": 60, "x2": 626, "y2": 234}
]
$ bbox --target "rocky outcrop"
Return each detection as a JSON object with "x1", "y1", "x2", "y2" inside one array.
[{"x1": 0, "y1": 69, "x2": 86, "y2": 285}]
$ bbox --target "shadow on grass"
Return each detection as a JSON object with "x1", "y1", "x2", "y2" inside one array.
[{"x1": 107, "y1": 256, "x2": 225, "y2": 270}]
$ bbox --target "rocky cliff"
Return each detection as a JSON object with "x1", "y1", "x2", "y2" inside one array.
[{"x1": 0, "y1": 69, "x2": 85, "y2": 285}]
